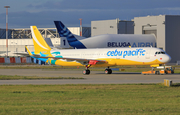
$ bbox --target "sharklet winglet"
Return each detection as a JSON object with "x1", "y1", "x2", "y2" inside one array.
[{"x1": 25, "y1": 46, "x2": 32, "y2": 56}]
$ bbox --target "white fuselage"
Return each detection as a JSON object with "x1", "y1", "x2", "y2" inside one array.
[{"x1": 49, "y1": 47, "x2": 171, "y2": 66}]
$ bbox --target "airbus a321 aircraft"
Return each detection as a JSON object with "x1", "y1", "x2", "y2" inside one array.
[
  {"x1": 54, "y1": 21, "x2": 156, "y2": 49},
  {"x1": 27, "y1": 26, "x2": 171, "y2": 75}
]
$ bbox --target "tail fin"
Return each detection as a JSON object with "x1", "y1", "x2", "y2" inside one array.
[
  {"x1": 54, "y1": 21, "x2": 79, "y2": 42},
  {"x1": 54, "y1": 21, "x2": 86, "y2": 49},
  {"x1": 30, "y1": 26, "x2": 51, "y2": 53}
]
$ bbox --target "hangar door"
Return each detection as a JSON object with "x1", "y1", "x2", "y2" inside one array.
[{"x1": 143, "y1": 25, "x2": 157, "y2": 37}]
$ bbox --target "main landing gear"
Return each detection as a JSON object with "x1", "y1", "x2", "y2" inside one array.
[
  {"x1": 83, "y1": 65, "x2": 91, "y2": 75},
  {"x1": 82, "y1": 65, "x2": 112, "y2": 75},
  {"x1": 105, "y1": 67, "x2": 112, "y2": 74}
]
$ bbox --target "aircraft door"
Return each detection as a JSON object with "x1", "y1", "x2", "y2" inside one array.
[
  {"x1": 81, "y1": 52, "x2": 85, "y2": 58},
  {"x1": 145, "y1": 49, "x2": 150, "y2": 59}
]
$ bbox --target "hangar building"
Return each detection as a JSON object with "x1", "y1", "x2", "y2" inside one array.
[
  {"x1": 91, "y1": 19, "x2": 134, "y2": 36},
  {"x1": 1, "y1": 16, "x2": 180, "y2": 63},
  {"x1": 134, "y1": 15, "x2": 180, "y2": 63}
]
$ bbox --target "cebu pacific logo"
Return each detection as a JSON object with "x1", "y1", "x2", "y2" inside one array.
[
  {"x1": 107, "y1": 49, "x2": 146, "y2": 58},
  {"x1": 51, "y1": 52, "x2": 63, "y2": 58}
]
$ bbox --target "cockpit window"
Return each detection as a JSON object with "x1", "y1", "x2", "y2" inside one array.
[{"x1": 155, "y1": 51, "x2": 166, "y2": 55}]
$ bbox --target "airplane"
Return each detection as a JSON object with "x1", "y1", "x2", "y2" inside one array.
[
  {"x1": 27, "y1": 25, "x2": 171, "y2": 75},
  {"x1": 54, "y1": 21, "x2": 157, "y2": 49}
]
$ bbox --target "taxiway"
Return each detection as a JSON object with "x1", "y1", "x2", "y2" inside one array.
[{"x1": 0, "y1": 69, "x2": 179, "y2": 85}]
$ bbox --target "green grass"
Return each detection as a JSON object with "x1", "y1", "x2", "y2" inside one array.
[
  {"x1": 0, "y1": 75, "x2": 84, "y2": 80},
  {"x1": 0, "y1": 84, "x2": 180, "y2": 114}
]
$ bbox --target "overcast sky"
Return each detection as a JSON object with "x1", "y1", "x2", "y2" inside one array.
[{"x1": 1, "y1": 0, "x2": 180, "y2": 28}]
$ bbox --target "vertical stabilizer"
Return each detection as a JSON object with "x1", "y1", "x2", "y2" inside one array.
[
  {"x1": 54, "y1": 21, "x2": 86, "y2": 48},
  {"x1": 54, "y1": 21, "x2": 77, "y2": 42},
  {"x1": 30, "y1": 26, "x2": 51, "y2": 53}
]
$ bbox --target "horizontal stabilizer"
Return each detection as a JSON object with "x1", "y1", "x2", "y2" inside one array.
[{"x1": 13, "y1": 52, "x2": 29, "y2": 56}]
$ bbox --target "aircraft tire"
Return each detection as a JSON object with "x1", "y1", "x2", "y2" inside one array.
[
  {"x1": 83, "y1": 69, "x2": 90, "y2": 75},
  {"x1": 155, "y1": 71, "x2": 160, "y2": 75},
  {"x1": 165, "y1": 71, "x2": 168, "y2": 74},
  {"x1": 105, "y1": 69, "x2": 112, "y2": 74}
]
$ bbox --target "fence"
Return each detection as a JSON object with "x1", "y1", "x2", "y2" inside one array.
[
  {"x1": 0, "y1": 57, "x2": 32, "y2": 63},
  {"x1": 0, "y1": 57, "x2": 45, "y2": 65}
]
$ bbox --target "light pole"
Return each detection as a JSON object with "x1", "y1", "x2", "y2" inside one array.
[
  {"x1": 79, "y1": 18, "x2": 82, "y2": 36},
  {"x1": 4, "y1": 6, "x2": 10, "y2": 57}
]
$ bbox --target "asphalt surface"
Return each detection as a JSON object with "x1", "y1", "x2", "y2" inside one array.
[{"x1": 0, "y1": 69, "x2": 179, "y2": 85}]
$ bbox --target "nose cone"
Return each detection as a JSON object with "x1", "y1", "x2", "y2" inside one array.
[{"x1": 161, "y1": 54, "x2": 171, "y2": 63}]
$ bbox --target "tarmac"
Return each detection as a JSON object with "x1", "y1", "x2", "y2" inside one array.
[{"x1": 0, "y1": 69, "x2": 179, "y2": 85}]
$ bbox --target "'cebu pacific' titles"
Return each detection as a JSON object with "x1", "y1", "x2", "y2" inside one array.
[
  {"x1": 54, "y1": 21, "x2": 157, "y2": 49},
  {"x1": 27, "y1": 26, "x2": 171, "y2": 75}
]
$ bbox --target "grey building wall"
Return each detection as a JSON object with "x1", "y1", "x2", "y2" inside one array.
[
  {"x1": 91, "y1": 19, "x2": 134, "y2": 36},
  {"x1": 134, "y1": 15, "x2": 165, "y2": 50},
  {"x1": 91, "y1": 19, "x2": 118, "y2": 36},
  {"x1": 0, "y1": 29, "x2": 12, "y2": 39},
  {"x1": 118, "y1": 21, "x2": 134, "y2": 34},
  {"x1": 82, "y1": 27, "x2": 91, "y2": 38},
  {"x1": 134, "y1": 15, "x2": 180, "y2": 63},
  {"x1": 165, "y1": 15, "x2": 180, "y2": 63}
]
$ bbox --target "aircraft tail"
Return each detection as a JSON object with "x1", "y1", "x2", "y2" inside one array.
[
  {"x1": 54, "y1": 21, "x2": 86, "y2": 49},
  {"x1": 30, "y1": 26, "x2": 51, "y2": 53},
  {"x1": 54, "y1": 21, "x2": 78, "y2": 42}
]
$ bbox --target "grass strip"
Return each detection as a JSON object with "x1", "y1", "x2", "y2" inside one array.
[
  {"x1": 0, "y1": 75, "x2": 84, "y2": 80},
  {"x1": 0, "y1": 84, "x2": 180, "y2": 114}
]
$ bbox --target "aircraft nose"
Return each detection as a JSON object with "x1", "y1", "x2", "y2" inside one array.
[{"x1": 162, "y1": 54, "x2": 171, "y2": 63}]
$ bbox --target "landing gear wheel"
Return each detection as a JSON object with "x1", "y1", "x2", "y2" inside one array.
[
  {"x1": 155, "y1": 71, "x2": 160, "y2": 75},
  {"x1": 165, "y1": 71, "x2": 168, "y2": 74},
  {"x1": 83, "y1": 69, "x2": 90, "y2": 75},
  {"x1": 105, "y1": 69, "x2": 112, "y2": 74}
]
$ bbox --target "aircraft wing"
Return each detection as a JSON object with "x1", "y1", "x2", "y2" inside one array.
[{"x1": 36, "y1": 56, "x2": 107, "y2": 65}]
